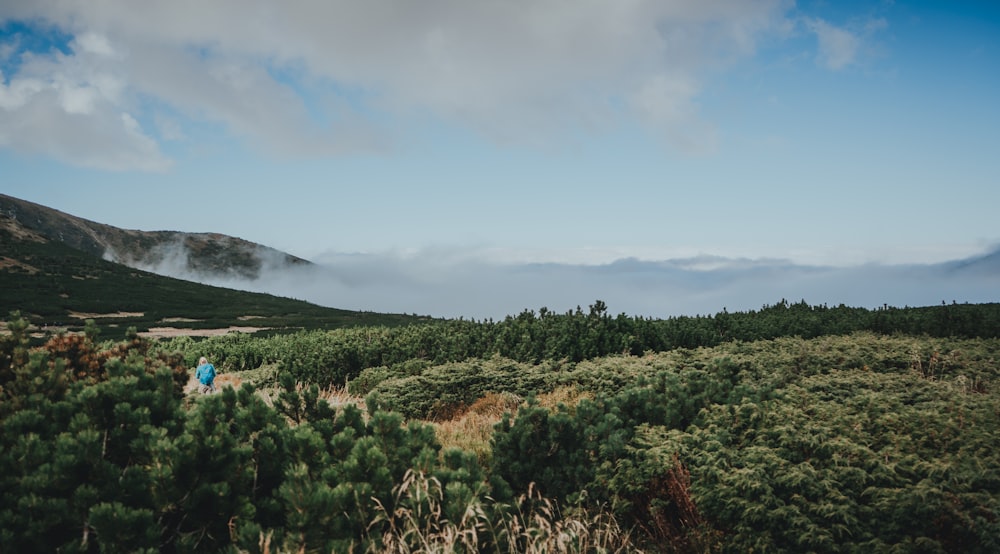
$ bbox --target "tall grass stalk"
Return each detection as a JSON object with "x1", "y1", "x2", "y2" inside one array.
[{"x1": 364, "y1": 471, "x2": 641, "y2": 553}]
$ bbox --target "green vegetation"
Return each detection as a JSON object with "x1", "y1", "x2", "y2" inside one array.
[
  {"x1": 0, "y1": 318, "x2": 633, "y2": 552},
  {"x1": 3, "y1": 300, "x2": 999, "y2": 552},
  {"x1": 167, "y1": 299, "x2": 1000, "y2": 398},
  {"x1": 0, "y1": 227, "x2": 433, "y2": 340},
  {"x1": 0, "y1": 193, "x2": 311, "y2": 281},
  {"x1": 489, "y1": 334, "x2": 1000, "y2": 552},
  {"x1": 7, "y1": 193, "x2": 997, "y2": 550}
]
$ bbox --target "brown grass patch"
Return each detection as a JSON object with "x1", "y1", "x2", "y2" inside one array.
[
  {"x1": 535, "y1": 385, "x2": 592, "y2": 411},
  {"x1": 255, "y1": 383, "x2": 367, "y2": 415},
  {"x1": 318, "y1": 384, "x2": 366, "y2": 410},
  {"x1": 433, "y1": 392, "x2": 523, "y2": 466},
  {"x1": 138, "y1": 326, "x2": 269, "y2": 338},
  {"x1": 0, "y1": 217, "x2": 47, "y2": 242},
  {"x1": 215, "y1": 373, "x2": 243, "y2": 389},
  {"x1": 0, "y1": 256, "x2": 39, "y2": 273},
  {"x1": 69, "y1": 311, "x2": 145, "y2": 319}
]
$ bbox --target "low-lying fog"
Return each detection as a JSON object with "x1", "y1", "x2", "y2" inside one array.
[{"x1": 129, "y1": 245, "x2": 1000, "y2": 320}]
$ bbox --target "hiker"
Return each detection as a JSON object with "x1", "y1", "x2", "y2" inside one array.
[{"x1": 196, "y1": 356, "x2": 216, "y2": 394}]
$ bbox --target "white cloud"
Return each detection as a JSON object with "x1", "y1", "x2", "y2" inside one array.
[
  {"x1": 807, "y1": 18, "x2": 859, "y2": 70},
  {"x1": 629, "y1": 72, "x2": 717, "y2": 152},
  {"x1": 805, "y1": 16, "x2": 886, "y2": 70},
  {"x1": 0, "y1": 0, "x2": 791, "y2": 168},
  {"x1": 0, "y1": 74, "x2": 43, "y2": 110},
  {"x1": 0, "y1": 28, "x2": 171, "y2": 170},
  {"x1": 74, "y1": 31, "x2": 117, "y2": 57}
]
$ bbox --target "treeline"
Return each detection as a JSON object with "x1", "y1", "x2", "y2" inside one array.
[{"x1": 168, "y1": 300, "x2": 1000, "y2": 386}]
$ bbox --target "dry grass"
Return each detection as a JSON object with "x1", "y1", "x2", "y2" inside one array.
[
  {"x1": 433, "y1": 392, "x2": 523, "y2": 466},
  {"x1": 214, "y1": 372, "x2": 244, "y2": 389},
  {"x1": 68, "y1": 310, "x2": 144, "y2": 319},
  {"x1": 535, "y1": 386, "x2": 593, "y2": 412},
  {"x1": 432, "y1": 389, "x2": 593, "y2": 467},
  {"x1": 139, "y1": 326, "x2": 270, "y2": 338},
  {"x1": 254, "y1": 382, "x2": 367, "y2": 414},
  {"x1": 318, "y1": 384, "x2": 367, "y2": 411},
  {"x1": 0, "y1": 255, "x2": 40, "y2": 273},
  {"x1": 361, "y1": 470, "x2": 642, "y2": 554}
]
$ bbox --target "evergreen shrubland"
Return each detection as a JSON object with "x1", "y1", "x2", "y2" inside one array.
[
  {"x1": 2, "y1": 302, "x2": 999, "y2": 552},
  {"x1": 164, "y1": 300, "x2": 1000, "y2": 388},
  {"x1": 0, "y1": 315, "x2": 504, "y2": 552}
]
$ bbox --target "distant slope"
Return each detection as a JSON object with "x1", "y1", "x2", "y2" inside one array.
[
  {"x1": 946, "y1": 247, "x2": 1000, "y2": 275},
  {"x1": 0, "y1": 200, "x2": 432, "y2": 339},
  {"x1": 0, "y1": 193, "x2": 309, "y2": 280}
]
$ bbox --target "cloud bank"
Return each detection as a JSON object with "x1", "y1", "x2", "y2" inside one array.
[
  {"x1": 156, "y1": 247, "x2": 1000, "y2": 321},
  {"x1": 0, "y1": 1, "x2": 881, "y2": 169}
]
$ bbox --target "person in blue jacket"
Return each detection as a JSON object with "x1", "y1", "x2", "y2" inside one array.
[{"x1": 196, "y1": 356, "x2": 216, "y2": 394}]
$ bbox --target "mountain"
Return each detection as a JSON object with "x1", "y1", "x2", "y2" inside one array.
[
  {"x1": 0, "y1": 194, "x2": 430, "y2": 338},
  {"x1": 0, "y1": 193, "x2": 309, "y2": 281}
]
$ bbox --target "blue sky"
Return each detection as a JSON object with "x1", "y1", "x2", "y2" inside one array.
[{"x1": 2, "y1": 1, "x2": 998, "y2": 318}]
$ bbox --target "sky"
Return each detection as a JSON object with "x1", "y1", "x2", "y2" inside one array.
[{"x1": 2, "y1": 1, "x2": 999, "y2": 319}]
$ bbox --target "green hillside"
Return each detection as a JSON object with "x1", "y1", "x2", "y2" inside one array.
[
  {"x1": 0, "y1": 193, "x2": 311, "y2": 280},
  {"x1": 0, "y1": 225, "x2": 432, "y2": 339}
]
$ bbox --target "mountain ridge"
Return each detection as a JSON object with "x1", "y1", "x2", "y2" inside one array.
[
  {"x1": 0, "y1": 193, "x2": 310, "y2": 281},
  {"x1": 0, "y1": 194, "x2": 430, "y2": 338}
]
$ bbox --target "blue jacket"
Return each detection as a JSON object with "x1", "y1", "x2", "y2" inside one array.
[{"x1": 196, "y1": 363, "x2": 216, "y2": 385}]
